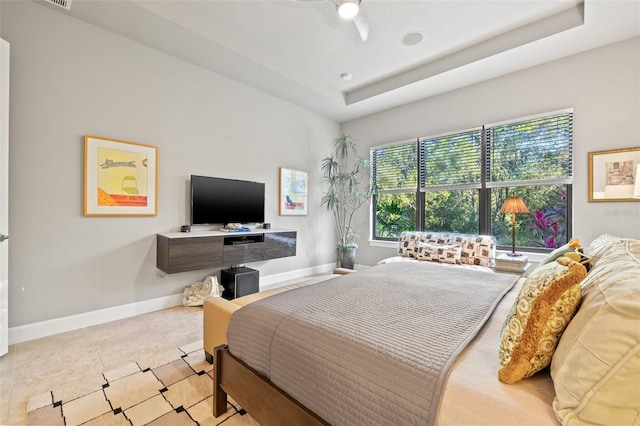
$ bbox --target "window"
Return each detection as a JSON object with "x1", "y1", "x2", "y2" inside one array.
[
  {"x1": 371, "y1": 141, "x2": 417, "y2": 239},
  {"x1": 486, "y1": 113, "x2": 573, "y2": 249},
  {"x1": 420, "y1": 128, "x2": 482, "y2": 234},
  {"x1": 370, "y1": 110, "x2": 573, "y2": 250}
]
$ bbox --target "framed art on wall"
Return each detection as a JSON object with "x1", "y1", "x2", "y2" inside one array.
[
  {"x1": 588, "y1": 146, "x2": 640, "y2": 202},
  {"x1": 84, "y1": 135, "x2": 158, "y2": 216},
  {"x1": 279, "y1": 167, "x2": 308, "y2": 216}
]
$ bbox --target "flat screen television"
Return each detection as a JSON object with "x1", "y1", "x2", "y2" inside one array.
[{"x1": 190, "y1": 175, "x2": 265, "y2": 225}]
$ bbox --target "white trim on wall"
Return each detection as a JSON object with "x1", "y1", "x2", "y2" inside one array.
[
  {"x1": 259, "y1": 263, "x2": 335, "y2": 289},
  {"x1": 8, "y1": 264, "x2": 337, "y2": 344},
  {"x1": 8, "y1": 293, "x2": 183, "y2": 345}
]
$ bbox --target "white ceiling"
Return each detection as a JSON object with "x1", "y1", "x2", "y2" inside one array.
[{"x1": 41, "y1": 0, "x2": 640, "y2": 122}]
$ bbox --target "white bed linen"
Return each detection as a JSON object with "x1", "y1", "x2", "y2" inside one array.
[{"x1": 438, "y1": 276, "x2": 558, "y2": 425}]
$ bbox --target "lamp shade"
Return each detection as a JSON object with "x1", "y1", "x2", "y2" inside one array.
[
  {"x1": 634, "y1": 164, "x2": 640, "y2": 199},
  {"x1": 499, "y1": 197, "x2": 529, "y2": 214}
]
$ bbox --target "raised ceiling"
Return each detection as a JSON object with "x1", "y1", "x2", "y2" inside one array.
[{"x1": 39, "y1": 0, "x2": 640, "y2": 122}]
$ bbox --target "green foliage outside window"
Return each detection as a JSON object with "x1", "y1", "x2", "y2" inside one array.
[
  {"x1": 371, "y1": 111, "x2": 573, "y2": 250},
  {"x1": 492, "y1": 185, "x2": 568, "y2": 248},
  {"x1": 374, "y1": 193, "x2": 416, "y2": 238},
  {"x1": 423, "y1": 190, "x2": 479, "y2": 234}
]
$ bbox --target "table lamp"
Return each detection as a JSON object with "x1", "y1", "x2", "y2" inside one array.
[{"x1": 499, "y1": 196, "x2": 529, "y2": 257}]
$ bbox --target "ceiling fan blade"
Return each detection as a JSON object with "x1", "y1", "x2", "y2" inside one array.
[{"x1": 353, "y1": 14, "x2": 369, "y2": 42}]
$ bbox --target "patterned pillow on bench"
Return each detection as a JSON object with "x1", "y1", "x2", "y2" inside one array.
[
  {"x1": 398, "y1": 232, "x2": 496, "y2": 266},
  {"x1": 459, "y1": 235, "x2": 496, "y2": 267}
]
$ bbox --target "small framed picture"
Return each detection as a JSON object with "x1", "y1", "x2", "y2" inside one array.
[
  {"x1": 279, "y1": 167, "x2": 308, "y2": 216},
  {"x1": 588, "y1": 146, "x2": 640, "y2": 202},
  {"x1": 84, "y1": 135, "x2": 158, "y2": 216}
]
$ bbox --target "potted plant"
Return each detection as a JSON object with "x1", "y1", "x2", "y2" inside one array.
[{"x1": 321, "y1": 134, "x2": 374, "y2": 269}]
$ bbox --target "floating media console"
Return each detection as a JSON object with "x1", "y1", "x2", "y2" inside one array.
[{"x1": 156, "y1": 229, "x2": 297, "y2": 274}]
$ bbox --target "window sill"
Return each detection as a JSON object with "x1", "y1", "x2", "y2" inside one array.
[{"x1": 368, "y1": 239, "x2": 397, "y2": 249}]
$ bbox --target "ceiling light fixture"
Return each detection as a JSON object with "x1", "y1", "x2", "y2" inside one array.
[
  {"x1": 337, "y1": 0, "x2": 360, "y2": 20},
  {"x1": 402, "y1": 31, "x2": 425, "y2": 47},
  {"x1": 340, "y1": 72, "x2": 353, "y2": 81}
]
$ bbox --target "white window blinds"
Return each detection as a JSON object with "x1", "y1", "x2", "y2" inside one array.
[
  {"x1": 371, "y1": 140, "x2": 418, "y2": 193},
  {"x1": 419, "y1": 128, "x2": 482, "y2": 191},
  {"x1": 486, "y1": 111, "x2": 573, "y2": 188}
]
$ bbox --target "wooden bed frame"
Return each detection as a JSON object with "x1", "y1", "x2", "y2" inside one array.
[{"x1": 213, "y1": 345, "x2": 329, "y2": 425}]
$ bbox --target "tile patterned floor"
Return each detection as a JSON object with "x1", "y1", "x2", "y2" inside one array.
[
  {"x1": 0, "y1": 306, "x2": 257, "y2": 426},
  {"x1": 1, "y1": 275, "x2": 335, "y2": 425},
  {"x1": 25, "y1": 340, "x2": 255, "y2": 425}
]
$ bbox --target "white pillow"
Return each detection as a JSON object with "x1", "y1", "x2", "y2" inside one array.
[
  {"x1": 582, "y1": 233, "x2": 624, "y2": 263},
  {"x1": 551, "y1": 238, "x2": 640, "y2": 425}
]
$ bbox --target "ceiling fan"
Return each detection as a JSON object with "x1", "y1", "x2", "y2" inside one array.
[{"x1": 299, "y1": 0, "x2": 370, "y2": 42}]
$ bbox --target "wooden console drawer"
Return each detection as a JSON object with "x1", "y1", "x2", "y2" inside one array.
[
  {"x1": 223, "y1": 243, "x2": 264, "y2": 265},
  {"x1": 264, "y1": 232, "x2": 297, "y2": 259},
  {"x1": 157, "y1": 235, "x2": 223, "y2": 273}
]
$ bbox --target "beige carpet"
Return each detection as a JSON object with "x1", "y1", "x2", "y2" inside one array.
[{"x1": 25, "y1": 340, "x2": 257, "y2": 426}]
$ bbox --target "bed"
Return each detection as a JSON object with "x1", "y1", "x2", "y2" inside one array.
[{"x1": 213, "y1": 233, "x2": 640, "y2": 425}]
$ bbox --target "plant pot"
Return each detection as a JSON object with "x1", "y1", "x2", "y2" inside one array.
[{"x1": 338, "y1": 246, "x2": 356, "y2": 270}]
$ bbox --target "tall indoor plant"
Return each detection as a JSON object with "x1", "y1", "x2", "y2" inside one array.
[{"x1": 321, "y1": 134, "x2": 374, "y2": 269}]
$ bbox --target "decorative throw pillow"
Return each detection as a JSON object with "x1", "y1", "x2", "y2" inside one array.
[
  {"x1": 562, "y1": 251, "x2": 592, "y2": 273},
  {"x1": 538, "y1": 238, "x2": 582, "y2": 267},
  {"x1": 417, "y1": 242, "x2": 461, "y2": 264},
  {"x1": 423, "y1": 232, "x2": 456, "y2": 245},
  {"x1": 459, "y1": 235, "x2": 495, "y2": 266},
  {"x1": 551, "y1": 238, "x2": 640, "y2": 425},
  {"x1": 398, "y1": 232, "x2": 422, "y2": 258},
  {"x1": 498, "y1": 256, "x2": 586, "y2": 384},
  {"x1": 582, "y1": 233, "x2": 624, "y2": 264}
]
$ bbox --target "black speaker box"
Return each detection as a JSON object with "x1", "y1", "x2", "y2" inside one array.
[{"x1": 221, "y1": 267, "x2": 259, "y2": 299}]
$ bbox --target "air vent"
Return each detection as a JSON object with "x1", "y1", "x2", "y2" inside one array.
[{"x1": 42, "y1": 0, "x2": 72, "y2": 11}]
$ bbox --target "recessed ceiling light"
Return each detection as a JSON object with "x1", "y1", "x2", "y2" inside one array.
[
  {"x1": 402, "y1": 31, "x2": 425, "y2": 46},
  {"x1": 337, "y1": 0, "x2": 360, "y2": 20},
  {"x1": 340, "y1": 72, "x2": 353, "y2": 81}
]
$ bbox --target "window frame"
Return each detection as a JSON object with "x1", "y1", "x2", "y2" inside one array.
[
  {"x1": 370, "y1": 108, "x2": 574, "y2": 251},
  {"x1": 370, "y1": 138, "x2": 420, "y2": 241}
]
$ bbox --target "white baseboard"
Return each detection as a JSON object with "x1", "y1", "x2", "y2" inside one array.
[
  {"x1": 8, "y1": 263, "x2": 338, "y2": 345},
  {"x1": 8, "y1": 294, "x2": 184, "y2": 345},
  {"x1": 259, "y1": 263, "x2": 336, "y2": 289}
]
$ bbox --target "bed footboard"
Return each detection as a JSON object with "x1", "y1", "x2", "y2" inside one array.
[{"x1": 213, "y1": 345, "x2": 328, "y2": 425}]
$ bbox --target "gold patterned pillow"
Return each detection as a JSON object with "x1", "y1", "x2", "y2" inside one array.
[{"x1": 498, "y1": 256, "x2": 586, "y2": 384}]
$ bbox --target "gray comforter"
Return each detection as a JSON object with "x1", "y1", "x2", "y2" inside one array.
[{"x1": 227, "y1": 261, "x2": 518, "y2": 425}]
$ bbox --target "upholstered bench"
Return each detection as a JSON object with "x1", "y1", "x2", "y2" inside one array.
[{"x1": 203, "y1": 274, "x2": 337, "y2": 363}]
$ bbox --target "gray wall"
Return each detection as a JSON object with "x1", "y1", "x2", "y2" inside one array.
[
  {"x1": 341, "y1": 37, "x2": 640, "y2": 266},
  {"x1": 1, "y1": 1, "x2": 338, "y2": 327},
  {"x1": 3, "y1": 1, "x2": 640, "y2": 329}
]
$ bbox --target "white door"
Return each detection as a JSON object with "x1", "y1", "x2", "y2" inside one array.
[{"x1": 0, "y1": 38, "x2": 9, "y2": 356}]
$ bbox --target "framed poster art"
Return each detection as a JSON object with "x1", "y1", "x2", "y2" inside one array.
[
  {"x1": 279, "y1": 167, "x2": 308, "y2": 216},
  {"x1": 588, "y1": 146, "x2": 640, "y2": 202},
  {"x1": 84, "y1": 135, "x2": 158, "y2": 216}
]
